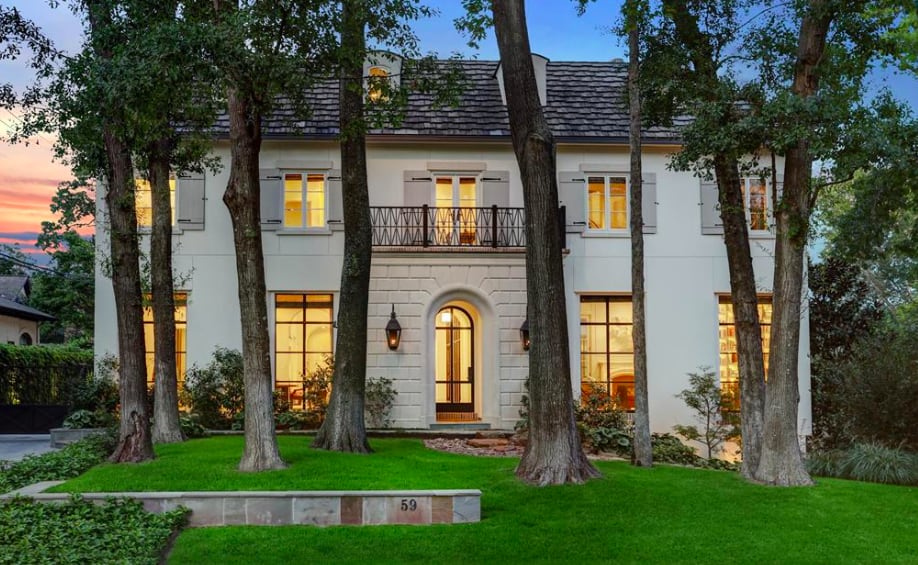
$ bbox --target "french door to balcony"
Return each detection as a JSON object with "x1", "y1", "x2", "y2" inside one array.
[
  {"x1": 435, "y1": 306, "x2": 475, "y2": 421},
  {"x1": 435, "y1": 176, "x2": 477, "y2": 245}
]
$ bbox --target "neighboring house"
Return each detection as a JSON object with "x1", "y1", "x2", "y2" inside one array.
[
  {"x1": 94, "y1": 56, "x2": 812, "y2": 436},
  {"x1": 0, "y1": 276, "x2": 55, "y2": 345}
]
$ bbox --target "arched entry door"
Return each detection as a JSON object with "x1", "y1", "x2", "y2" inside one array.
[{"x1": 435, "y1": 305, "x2": 475, "y2": 421}]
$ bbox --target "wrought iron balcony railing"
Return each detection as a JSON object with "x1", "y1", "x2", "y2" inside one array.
[{"x1": 371, "y1": 205, "x2": 526, "y2": 248}]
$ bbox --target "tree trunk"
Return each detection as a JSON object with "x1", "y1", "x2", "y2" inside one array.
[
  {"x1": 87, "y1": 0, "x2": 154, "y2": 464},
  {"x1": 755, "y1": 1, "x2": 833, "y2": 487},
  {"x1": 312, "y1": 0, "x2": 372, "y2": 454},
  {"x1": 492, "y1": 0, "x2": 600, "y2": 486},
  {"x1": 664, "y1": 0, "x2": 766, "y2": 478},
  {"x1": 149, "y1": 138, "x2": 185, "y2": 444},
  {"x1": 715, "y1": 157, "x2": 766, "y2": 478},
  {"x1": 627, "y1": 9, "x2": 652, "y2": 468},
  {"x1": 224, "y1": 85, "x2": 286, "y2": 472}
]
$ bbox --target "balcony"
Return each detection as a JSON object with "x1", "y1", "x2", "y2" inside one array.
[{"x1": 371, "y1": 206, "x2": 527, "y2": 250}]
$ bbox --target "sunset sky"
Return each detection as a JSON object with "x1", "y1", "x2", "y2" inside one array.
[{"x1": 2, "y1": 1, "x2": 917, "y2": 263}]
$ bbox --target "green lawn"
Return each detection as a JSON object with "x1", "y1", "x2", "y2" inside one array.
[{"x1": 53, "y1": 436, "x2": 918, "y2": 564}]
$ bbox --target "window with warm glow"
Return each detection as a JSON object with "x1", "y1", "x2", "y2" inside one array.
[
  {"x1": 368, "y1": 66, "x2": 389, "y2": 102},
  {"x1": 283, "y1": 173, "x2": 326, "y2": 228},
  {"x1": 275, "y1": 293, "x2": 334, "y2": 409},
  {"x1": 142, "y1": 292, "x2": 187, "y2": 388},
  {"x1": 580, "y1": 296, "x2": 635, "y2": 410},
  {"x1": 718, "y1": 295, "x2": 772, "y2": 410},
  {"x1": 434, "y1": 175, "x2": 478, "y2": 245},
  {"x1": 740, "y1": 178, "x2": 769, "y2": 231},
  {"x1": 587, "y1": 175, "x2": 628, "y2": 231},
  {"x1": 135, "y1": 177, "x2": 176, "y2": 228}
]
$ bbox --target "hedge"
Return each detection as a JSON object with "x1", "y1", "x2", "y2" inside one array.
[{"x1": 0, "y1": 344, "x2": 94, "y2": 405}]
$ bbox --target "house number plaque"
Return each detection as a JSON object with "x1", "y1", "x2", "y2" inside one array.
[{"x1": 400, "y1": 498, "x2": 418, "y2": 511}]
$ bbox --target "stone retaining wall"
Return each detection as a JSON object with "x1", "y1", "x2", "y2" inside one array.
[{"x1": 2, "y1": 482, "x2": 481, "y2": 527}]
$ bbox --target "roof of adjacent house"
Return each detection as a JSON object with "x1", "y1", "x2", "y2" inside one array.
[
  {"x1": 0, "y1": 276, "x2": 30, "y2": 302},
  {"x1": 0, "y1": 276, "x2": 55, "y2": 322},
  {"x1": 0, "y1": 296, "x2": 55, "y2": 322},
  {"x1": 212, "y1": 60, "x2": 688, "y2": 143}
]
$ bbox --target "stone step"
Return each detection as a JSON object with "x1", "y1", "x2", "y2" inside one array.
[{"x1": 428, "y1": 422, "x2": 492, "y2": 431}]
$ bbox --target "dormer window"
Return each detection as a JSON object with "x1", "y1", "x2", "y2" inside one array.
[
  {"x1": 363, "y1": 52, "x2": 402, "y2": 103},
  {"x1": 495, "y1": 53, "x2": 549, "y2": 106},
  {"x1": 368, "y1": 66, "x2": 390, "y2": 102}
]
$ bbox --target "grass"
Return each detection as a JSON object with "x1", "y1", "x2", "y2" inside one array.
[{"x1": 51, "y1": 436, "x2": 918, "y2": 564}]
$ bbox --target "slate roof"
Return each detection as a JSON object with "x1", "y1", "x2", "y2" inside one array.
[
  {"x1": 0, "y1": 276, "x2": 30, "y2": 303},
  {"x1": 212, "y1": 60, "x2": 687, "y2": 143},
  {"x1": 0, "y1": 297, "x2": 55, "y2": 322},
  {"x1": 0, "y1": 276, "x2": 55, "y2": 322}
]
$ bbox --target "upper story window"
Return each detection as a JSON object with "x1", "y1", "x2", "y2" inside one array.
[
  {"x1": 587, "y1": 175, "x2": 628, "y2": 231},
  {"x1": 284, "y1": 172, "x2": 326, "y2": 229},
  {"x1": 434, "y1": 175, "x2": 478, "y2": 245},
  {"x1": 135, "y1": 176, "x2": 176, "y2": 228},
  {"x1": 368, "y1": 66, "x2": 390, "y2": 102},
  {"x1": 741, "y1": 178, "x2": 769, "y2": 231}
]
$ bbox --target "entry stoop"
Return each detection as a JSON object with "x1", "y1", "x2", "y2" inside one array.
[{"x1": 428, "y1": 422, "x2": 491, "y2": 431}]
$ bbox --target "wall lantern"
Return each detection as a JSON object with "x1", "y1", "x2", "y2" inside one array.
[
  {"x1": 520, "y1": 319, "x2": 530, "y2": 351},
  {"x1": 386, "y1": 304, "x2": 402, "y2": 351}
]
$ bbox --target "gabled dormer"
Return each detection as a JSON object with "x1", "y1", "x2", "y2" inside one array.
[
  {"x1": 363, "y1": 51, "x2": 403, "y2": 102},
  {"x1": 495, "y1": 53, "x2": 549, "y2": 106}
]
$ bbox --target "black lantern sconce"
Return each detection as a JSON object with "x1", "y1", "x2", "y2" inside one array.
[
  {"x1": 520, "y1": 319, "x2": 530, "y2": 351},
  {"x1": 386, "y1": 304, "x2": 402, "y2": 351}
]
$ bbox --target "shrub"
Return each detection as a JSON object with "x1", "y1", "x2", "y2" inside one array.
[
  {"x1": 181, "y1": 347, "x2": 245, "y2": 430},
  {"x1": 815, "y1": 327, "x2": 918, "y2": 450},
  {"x1": 575, "y1": 384, "x2": 631, "y2": 455},
  {"x1": 365, "y1": 377, "x2": 398, "y2": 428},
  {"x1": 651, "y1": 433, "x2": 700, "y2": 466},
  {"x1": 179, "y1": 414, "x2": 207, "y2": 439},
  {"x1": 673, "y1": 367, "x2": 740, "y2": 460},
  {"x1": 0, "y1": 343, "x2": 93, "y2": 405},
  {"x1": 62, "y1": 409, "x2": 115, "y2": 429},
  {"x1": 0, "y1": 496, "x2": 187, "y2": 565},
  {"x1": 820, "y1": 443, "x2": 918, "y2": 486},
  {"x1": 0, "y1": 432, "x2": 115, "y2": 495}
]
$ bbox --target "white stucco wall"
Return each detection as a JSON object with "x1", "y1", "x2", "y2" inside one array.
[
  {"x1": 0, "y1": 316, "x2": 39, "y2": 345},
  {"x1": 94, "y1": 139, "x2": 812, "y2": 435}
]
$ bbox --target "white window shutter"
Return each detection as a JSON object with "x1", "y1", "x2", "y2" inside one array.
[
  {"x1": 700, "y1": 178, "x2": 724, "y2": 235},
  {"x1": 641, "y1": 172, "x2": 657, "y2": 234},
  {"x1": 481, "y1": 171, "x2": 510, "y2": 208},
  {"x1": 558, "y1": 171, "x2": 586, "y2": 233},
  {"x1": 259, "y1": 169, "x2": 283, "y2": 230},
  {"x1": 403, "y1": 170, "x2": 432, "y2": 207},
  {"x1": 326, "y1": 169, "x2": 343, "y2": 231},
  {"x1": 176, "y1": 171, "x2": 205, "y2": 230}
]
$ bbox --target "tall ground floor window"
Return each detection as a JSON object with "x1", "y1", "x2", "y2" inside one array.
[
  {"x1": 142, "y1": 292, "x2": 187, "y2": 388},
  {"x1": 275, "y1": 293, "x2": 334, "y2": 410},
  {"x1": 580, "y1": 295, "x2": 635, "y2": 410},
  {"x1": 718, "y1": 295, "x2": 772, "y2": 410}
]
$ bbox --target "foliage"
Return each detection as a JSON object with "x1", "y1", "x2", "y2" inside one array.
[
  {"x1": 575, "y1": 384, "x2": 632, "y2": 455},
  {"x1": 29, "y1": 231, "x2": 95, "y2": 344},
  {"x1": 807, "y1": 443, "x2": 918, "y2": 486},
  {"x1": 62, "y1": 409, "x2": 115, "y2": 430},
  {"x1": 179, "y1": 414, "x2": 207, "y2": 439},
  {"x1": 651, "y1": 433, "x2": 699, "y2": 466},
  {"x1": 0, "y1": 243, "x2": 29, "y2": 276},
  {"x1": 0, "y1": 433, "x2": 114, "y2": 495},
  {"x1": 364, "y1": 377, "x2": 398, "y2": 429},
  {"x1": 0, "y1": 496, "x2": 187, "y2": 565},
  {"x1": 815, "y1": 325, "x2": 918, "y2": 450},
  {"x1": 180, "y1": 348, "x2": 245, "y2": 430},
  {"x1": 0, "y1": 344, "x2": 93, "y2": 405},
  {"x1": 673, "y1": 368, "x2": 740, "y2": 460},
  {"x1": 808, "y1": 255, "x2": 884, "y2": 449},
  {"x1": 814, "y1": 96, "x2": 918, "y2": 310}
]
